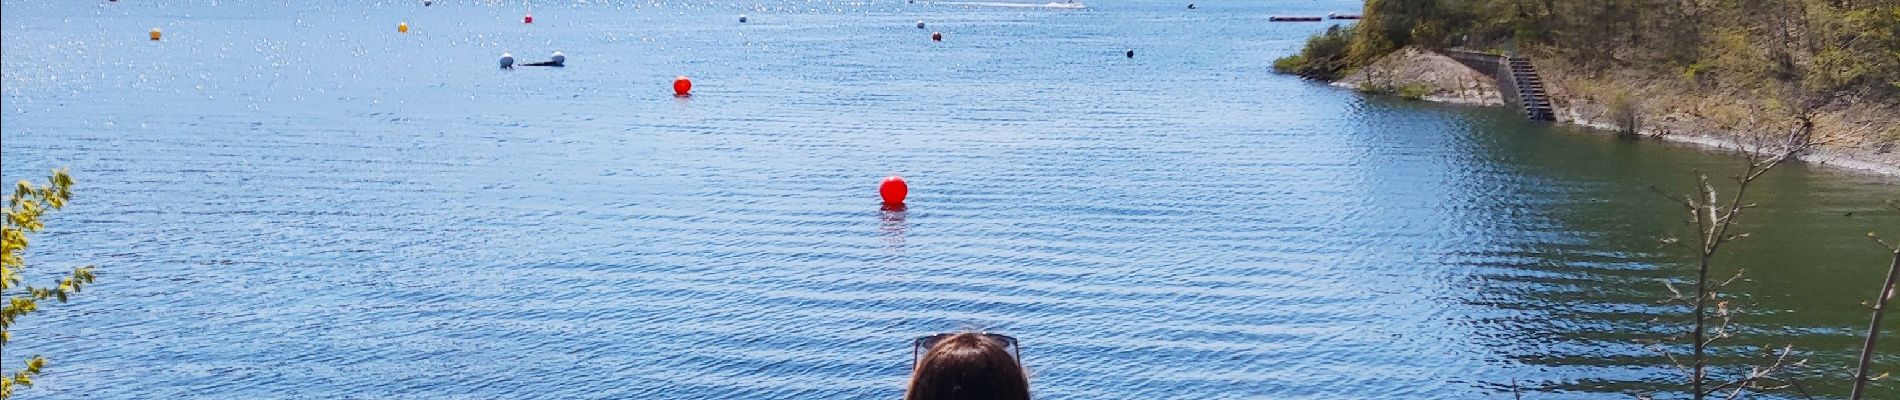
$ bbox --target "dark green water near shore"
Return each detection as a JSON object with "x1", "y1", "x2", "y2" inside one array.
[{"x1": 1431, "y1": 101, "x2": 1899, "y2": 397}]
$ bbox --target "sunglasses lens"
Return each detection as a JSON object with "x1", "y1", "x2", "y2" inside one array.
[
  {"x1": 985, "y1": 334, "x2": 1019, "y2": 359},
  {"x1": 919, "y1": 335, "x2": 946, "y2": 350},
  {"x1": 981, "y1": 334, "x2": 1007, "y2": 347}
]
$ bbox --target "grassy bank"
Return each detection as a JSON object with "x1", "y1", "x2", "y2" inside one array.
[{"x1": 1272, "y1": 25, "x2": 1356, "y2": 80}]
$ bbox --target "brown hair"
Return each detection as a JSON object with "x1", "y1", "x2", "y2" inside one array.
[{"x1": 904, "y1": 332, "x2": 1031, "y2": 400}]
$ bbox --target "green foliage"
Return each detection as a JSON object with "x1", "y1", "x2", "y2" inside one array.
[
  {"x1": 1271, "y1": 54, "x2": 1308, "y2": 75},
  {"x1": 1809, "y1": 5, "x2": 1900, "y2": 97},
  {"x1": 1, "y1": 168, "x2": 94, "y2": 399},
  {"x1": 1347, "y1": 0, "x2": 1493, "y2": 63},
  {"x1": 1273, "y1": 25, "x2": 1358, "y2": 80},
  {"x1": 1353, "y1": 81, "x2": 1433, "y2": 101},
  {"x1": 1354, "y1": 81, "x2": 1389, "y2": 94},
  {"x1": 1286, "y1": 0, "x2": 1899, "y2": 102},
  {"x1": 1396, "y1": 83, "x2": 1432, "y2": 100},
  {"x1": 1607, "y1": 89, "x2": 1641, "y2": 134}
]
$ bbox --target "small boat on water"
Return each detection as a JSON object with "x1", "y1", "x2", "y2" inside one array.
[
  {"x1": 1269, "y1": 15, "x2": 1324, "y2": 22},
  {"x1": 1328, "y1": 13, "x2": 1363, "y2": 20}
]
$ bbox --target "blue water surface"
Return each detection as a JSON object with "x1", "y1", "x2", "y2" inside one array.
[{"x1": 4, "y1": 1, "x2": 1897, "y2": 399}]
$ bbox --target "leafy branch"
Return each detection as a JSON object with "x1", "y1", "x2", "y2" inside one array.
[{"x1": 0, "y1": 168, "x2": 95, "y2": 399}]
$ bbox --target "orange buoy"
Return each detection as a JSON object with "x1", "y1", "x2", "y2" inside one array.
[
  {"x1": 398, "y1": 22, "x2": 410, "y2": 33},
  {"x1": 880, "y1": 176, "x2": 908, "y2": 205},
  {"x1": 523, "y1": 14, "x2": 534, "y2": 24},
  {"x1": 931, "y1": 32, "x2": 942, "y2": 41},
  {"x1": 673, "y1": 75, "x2": 692, "y2": 96},
  {"x1": 149, "y1": 28, "x2": 162, "y2": 41}
]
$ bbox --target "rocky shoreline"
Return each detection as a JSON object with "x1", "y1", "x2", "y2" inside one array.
[
  {"x1": 1336, "y1": 47, "x2": 1900, "y2": 177},
  {"x1": 1331, "y1": 47, "x2": 1504, "y2": 106}
]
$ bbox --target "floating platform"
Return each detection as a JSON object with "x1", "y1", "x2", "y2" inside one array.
[
  {"x1": 1328, "y1": 13, "x2": 1363, "y2": 20},
  {"x1": 1269, "y1": 16, "x2": 1325, "y2": 22},
  {"x1": 930, "y1": 1, "x2": 1086, "y2": 9}
]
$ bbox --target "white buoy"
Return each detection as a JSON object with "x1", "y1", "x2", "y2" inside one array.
[
  {"x1": 550, "y1": 51, "x2": 565, "y2": 65},
  {"x1": 500, "y1": 52, "x2": 515, "y2": 69},
  {"x1": 917, "y1": 20, "x2": 926, "y2": 29}
]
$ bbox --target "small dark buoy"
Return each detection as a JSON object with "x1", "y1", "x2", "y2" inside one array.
[
  {"x1": 1187, "y1": 3, "x2": 1195, "y2": 9},
  {"x1": 500, "y1": 52, "x2": 515, "y2": 69},
  {"x1": 931, "y1": 31, "x2": 942, "y2": 41},
  {"x1": 917, "y1": 20, "x2": 926, "y2": 29},
  {"x1": 739, "y1": 15, "x2": 748, "y2": 23},
  {"x1": 423, "y1": 0, "x2": 432, "y2": 5},
  {"x1": 880, "y1": 176, "x2": 908, "y2": 205},
  {"x1": 1126, "y1": 50, "x2": 1134, "y2": 58}
]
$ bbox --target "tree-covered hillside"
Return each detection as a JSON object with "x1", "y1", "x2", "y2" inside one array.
[{"x1": 1281, "y1": 0, "x2": 1899, "y2": 101}]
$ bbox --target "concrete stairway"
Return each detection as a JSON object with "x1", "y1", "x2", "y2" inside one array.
[{"x1": 1508, "y1": 57, "x2": 1555, "y2": 121}]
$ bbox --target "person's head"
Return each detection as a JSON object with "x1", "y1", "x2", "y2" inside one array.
[{"x1": 905, "y1": 332, "x2": 1030, "y2": 400}]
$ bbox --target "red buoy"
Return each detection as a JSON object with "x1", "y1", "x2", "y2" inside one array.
[
  {"x1": 931, "y1": 32, "x2": 942, "y2": 41},
  {"x1": 673, "y1": 76, "x2": 692, "y2": 96},
  {"x1": 523, "y1": 14, "x2": 534, "y2": 24},
  {"x1": 880, "y1": 176, "x2": 908, "y2": 205}
]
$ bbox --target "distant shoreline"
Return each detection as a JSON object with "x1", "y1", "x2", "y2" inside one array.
[{"x1": 1329, "y1": 47, "x2": 1900, "y2": 178}]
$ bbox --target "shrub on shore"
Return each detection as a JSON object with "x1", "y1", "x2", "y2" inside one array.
[
  {"x1": 1272, "y1": 25, "x2": 1356, "y2": 80},
  {"x1": 1351, "y1": 81, "x2": 1432, "y2": 101},
  {"x1": 1395, "y1": 83, "x2": 1431, "y2": 100}
]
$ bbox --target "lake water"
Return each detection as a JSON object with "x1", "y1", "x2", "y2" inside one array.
[{"x1": 3, "y1": 1, "x2": 1896, "y2": 399}]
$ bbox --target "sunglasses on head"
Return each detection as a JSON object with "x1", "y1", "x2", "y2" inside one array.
[{"x1": 911, "y1": 332, "x2": 1020, "y2": 365}]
